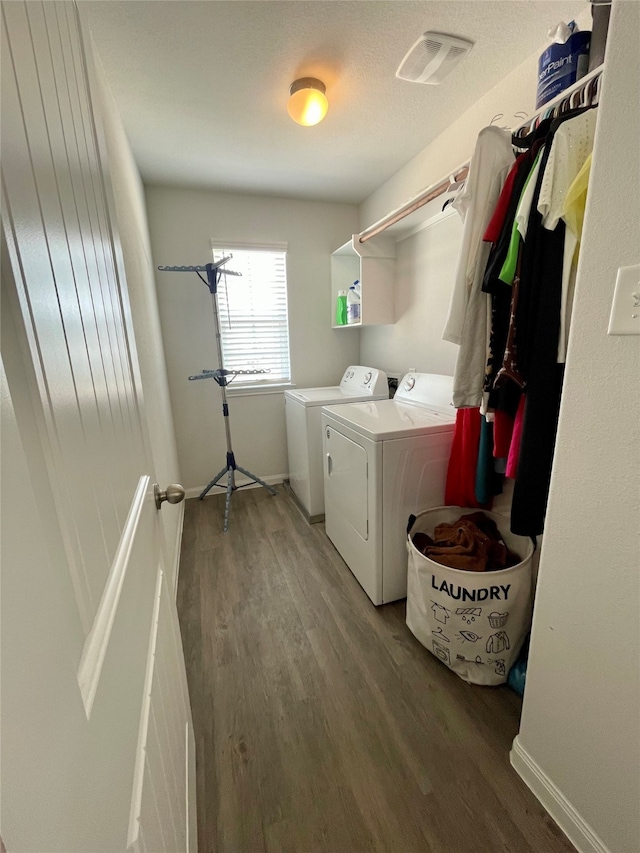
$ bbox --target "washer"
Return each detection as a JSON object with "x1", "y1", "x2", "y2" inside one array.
[
  {"x1": 285, "y1": 366, "x2": 388, "y2": 521},
  {"x1": 322, "y1": 372, "x2": 456, "y2": 605}
]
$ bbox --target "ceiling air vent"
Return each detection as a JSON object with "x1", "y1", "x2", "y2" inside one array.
[{"x1": 396, "y1": 32, "x2": 474, "y2": 84}]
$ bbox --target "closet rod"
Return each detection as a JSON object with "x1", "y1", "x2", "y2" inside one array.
[
  {"x1": 359, "y1": 63, "x2": 604, "y2": 245},
  {"x1": 358, "y1": 164, "x2": 469, "y2": 244}
]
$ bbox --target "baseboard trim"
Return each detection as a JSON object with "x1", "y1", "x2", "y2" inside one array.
[
  {"x1": 281, "y1": 480, "x2": 324, "y2": 524},
  {"x1": 510, "y1": 736, "x2": 611, "y2": 853},
  {"x1": 184, "y1": 472, "x2": 286, "y2": 501}
]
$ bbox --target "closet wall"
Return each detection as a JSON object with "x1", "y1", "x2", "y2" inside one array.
[
  {"x1": 145, "y1": 186, "x2": 359, "y2": 493},
  {"x1": 358, "y1": 9, "x2": 591, "y2": 379},
  {"x1": 514, "y1": 3, "x2": 640, "y2": 851},
  {"x1": 360, "y1": 211, "x2": 462, "y2": 376}
]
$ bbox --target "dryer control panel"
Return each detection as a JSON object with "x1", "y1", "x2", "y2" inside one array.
[
  {"x1": 339, "y1": 366, "x2": 388, "y2": 397},
  {"x1": 394, "y1": 372, "x2": 454, "y2": 409}
]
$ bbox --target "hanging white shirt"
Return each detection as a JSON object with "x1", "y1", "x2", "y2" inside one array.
[
  {"x1": 515, "y1": 146, "x2": 545, "y2": 240},
  {"x1": 443, "y1": 126, "x2": 514, "y2": 409},
  {"x1": 537, "y1": 110, "x2": 597, "y2": 362},
  {"x1": 442, "y1": 126, "x2": 514, "y2": 347}
]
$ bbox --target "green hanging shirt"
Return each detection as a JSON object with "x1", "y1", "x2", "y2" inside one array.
[{"x1": 499, "y1": 148, "x2": 544, "y2": 285}]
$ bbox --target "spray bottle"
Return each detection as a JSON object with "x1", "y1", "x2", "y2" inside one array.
[{"x1": 346, "y1": 280, "x2": 361, "y2": 324}]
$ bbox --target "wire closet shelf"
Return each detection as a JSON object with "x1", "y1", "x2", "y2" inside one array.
[{"x1": 358, "y1": 64, "x2": 603, "y2": 245}]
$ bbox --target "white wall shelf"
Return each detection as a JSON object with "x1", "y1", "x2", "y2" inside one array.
[
  {"x1": 330, "y1": 190, "x2": 460, "y2": 330},
  {"x1": 330, "y1": 234, "x2": 395, "y2": 328}
]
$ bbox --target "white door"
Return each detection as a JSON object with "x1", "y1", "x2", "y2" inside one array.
[
  {"x1": 324, "y1": 425, "x2": 369, "y2": 540},
  {"x1": 1, "y1": 2, "x2": 195, "y2": 851}
]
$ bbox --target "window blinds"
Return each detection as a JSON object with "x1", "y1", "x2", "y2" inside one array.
[{"x1": 212, "y1": 246, "x2": 291, "y2": 386}]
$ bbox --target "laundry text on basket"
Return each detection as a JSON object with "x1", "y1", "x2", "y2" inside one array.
[{"x1": 430, "y1": 576, "x2": 512, "y2": 602}]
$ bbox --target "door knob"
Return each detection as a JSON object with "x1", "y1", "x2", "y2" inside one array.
[{"x1": 154, "y1": 483, "x2": 186, "y2": 509}]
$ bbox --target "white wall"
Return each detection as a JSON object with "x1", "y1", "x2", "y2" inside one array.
[
  {"x1": 87, "y1": 39, "x2": 183, "y2": 582},
  {"x1": 145, "y1": 186, "x2": 359, "y2": 492},
  {"x1": 360, "y1": 211, "x2": 462, "y2": 376},
  {"x1": 512, "y1": 3, "x2": 640, "y2": 852}
]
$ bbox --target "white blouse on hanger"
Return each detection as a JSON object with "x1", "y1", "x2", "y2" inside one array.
[
  {"x1": 442, "y1": 126, "x2": 514, "y2": 409},
  {"x1": 442, "y1": 127, "x2": 515, "y2": 346}
]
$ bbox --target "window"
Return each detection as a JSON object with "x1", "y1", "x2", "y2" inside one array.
[{"x1": 211, "y1": 243, "x2": 291, "y2": 389}]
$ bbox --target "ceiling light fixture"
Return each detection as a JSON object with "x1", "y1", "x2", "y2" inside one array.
[{"x1": 287, "y1": 77, "x2": 328, "y2": 126}]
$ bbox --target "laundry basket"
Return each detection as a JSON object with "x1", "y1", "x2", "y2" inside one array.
[{"x1": 406, "y1": 507, "x2": 534, "y2": 686}]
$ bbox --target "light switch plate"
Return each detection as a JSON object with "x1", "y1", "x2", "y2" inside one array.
[{"x1": 607, "y1": 264, "x2": 640, "y2": 335}]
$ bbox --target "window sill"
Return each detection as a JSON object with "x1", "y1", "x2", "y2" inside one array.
[{"x1": 226, "y1": 382, "x2": 295, "y2": 398}]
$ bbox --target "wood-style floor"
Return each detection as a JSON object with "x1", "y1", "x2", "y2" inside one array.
[{"x1": 177, "y1": 487, "x2": 573, "y2": 853}]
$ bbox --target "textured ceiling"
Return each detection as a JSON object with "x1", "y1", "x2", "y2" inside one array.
[{"x1": 81, "y1": 0, "x2": 586, "y2": 203}]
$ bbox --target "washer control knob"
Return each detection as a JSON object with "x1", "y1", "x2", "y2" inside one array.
[
  {"x1": 364, "y1": 371, "x2": 372, "y2": 383},
  {"x1": 404, "y1": 376, "x2": 416, "y2": 391}
]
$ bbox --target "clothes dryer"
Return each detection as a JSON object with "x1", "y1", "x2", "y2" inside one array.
[
  {"x1": 285, "y1": 366, "x2": 388, "y2": 521},
  {"x1": 322, "y1": 373, "x2": 455, "y2": 605}
]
